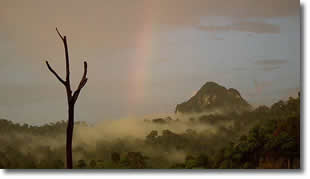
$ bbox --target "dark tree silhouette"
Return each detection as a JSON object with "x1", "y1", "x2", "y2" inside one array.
[{"x1": 45, "y1": 28, "x2": 88, "y2": 169}]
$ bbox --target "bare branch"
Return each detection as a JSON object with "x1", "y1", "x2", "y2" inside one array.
[
  {"x1": 56, "y1": 27, "x2": 71, "y2": 91},
  {"x1": 56, "y1": 27, "x2": 64, "y2": 41},
  {"x1": 45, "y1": 61, "x2": 66, "y2": 85},
  {"x1": 76, "y1": 61, "x2": 88, "y2": 90},
  {"x1": 63, "y1": 36, "x2": 70, "y2": 87},
  {"x1": 72, "y1": 78, "x2": 87, "y2": 103},
  {"x1": 72, "y1": 61, "x2": 88, "y2": 102}
]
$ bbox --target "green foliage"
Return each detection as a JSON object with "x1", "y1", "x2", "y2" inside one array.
[{"x1": 0, "y1": 95, "x2": 300, "y2": 169}]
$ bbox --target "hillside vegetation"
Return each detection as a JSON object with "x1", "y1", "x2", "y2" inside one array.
[{"x1": 0, "y1": 82, "x2": 300, "y2": 169}]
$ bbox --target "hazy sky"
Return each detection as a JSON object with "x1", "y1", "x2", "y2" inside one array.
[{"x1": 0, "y1": 0, "x2": 300, "y2": 124}]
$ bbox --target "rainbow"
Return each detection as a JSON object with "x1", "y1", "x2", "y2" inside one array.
[{"x1": 127, "y1": 3, "x2": 155, "y2": 116}]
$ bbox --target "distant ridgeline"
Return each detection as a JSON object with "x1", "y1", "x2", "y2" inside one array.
[{"x1": 175, "y1": 82, "x2": 252, "y2": 114}]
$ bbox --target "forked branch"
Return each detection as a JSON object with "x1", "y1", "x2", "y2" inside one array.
[
  {"x1": 46, "y1": 28, "x2": 88, "y2": 104},
  {"x1": 46, "y1": 28, "x2": 88, "y2": 103},
  {"x1": 72, "y1": 61, "x2": 88, "y2": 102}
]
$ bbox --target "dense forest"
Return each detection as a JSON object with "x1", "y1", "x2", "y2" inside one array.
[{"x1": 0, "y1": 82, "x2": 300, "y2": 169}]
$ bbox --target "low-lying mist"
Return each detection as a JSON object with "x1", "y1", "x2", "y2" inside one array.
[
  {"x1": 0, "y1": 110, "x2": 245, "y2": 167},
  {"x1": 0, "y1": 94, "x2": 300, "y2": 169}
]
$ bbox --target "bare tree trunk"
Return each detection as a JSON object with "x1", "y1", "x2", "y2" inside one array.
[
  {"x1": 45, "y1": 28, "x2": 88, "y2": 169},
  {"x1": 66, "y1": 103, "x2": 74, "y2": 169}
]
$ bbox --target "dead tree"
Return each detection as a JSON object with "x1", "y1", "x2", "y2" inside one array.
[{"x1": 45, "y1": 28, "x2": 88, "y2": 169}]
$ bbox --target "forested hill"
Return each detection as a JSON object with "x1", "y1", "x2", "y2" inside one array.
[
  {"x1": 175, "y1": 82, "x2": 252, "y2": 114},
  {"x1": 0, "y1": 84, "x2": 300, "y2": 169}
]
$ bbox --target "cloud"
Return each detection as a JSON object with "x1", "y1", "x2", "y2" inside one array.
[
  {"x1": 0, "y1": 0, "x2": 298, "y2": 55},
  {"x1": 139, "y1": 0, "x2": 299, "y2": 21},
  {"x1": 232, "y1": 59, "x2": 286, "y2": 73},
  {"x1": 255, "y1": 59, "x2": 289, "y2": 66},
  {"x1": 197, "y1": 21, "x2": 280, "y2": 34},
  {"x1": 255, "y1": 59, "x2": 288, "y2": 72},
  {"x1": 261, "y1": 66, "x2": 281, "y2": 72}
]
